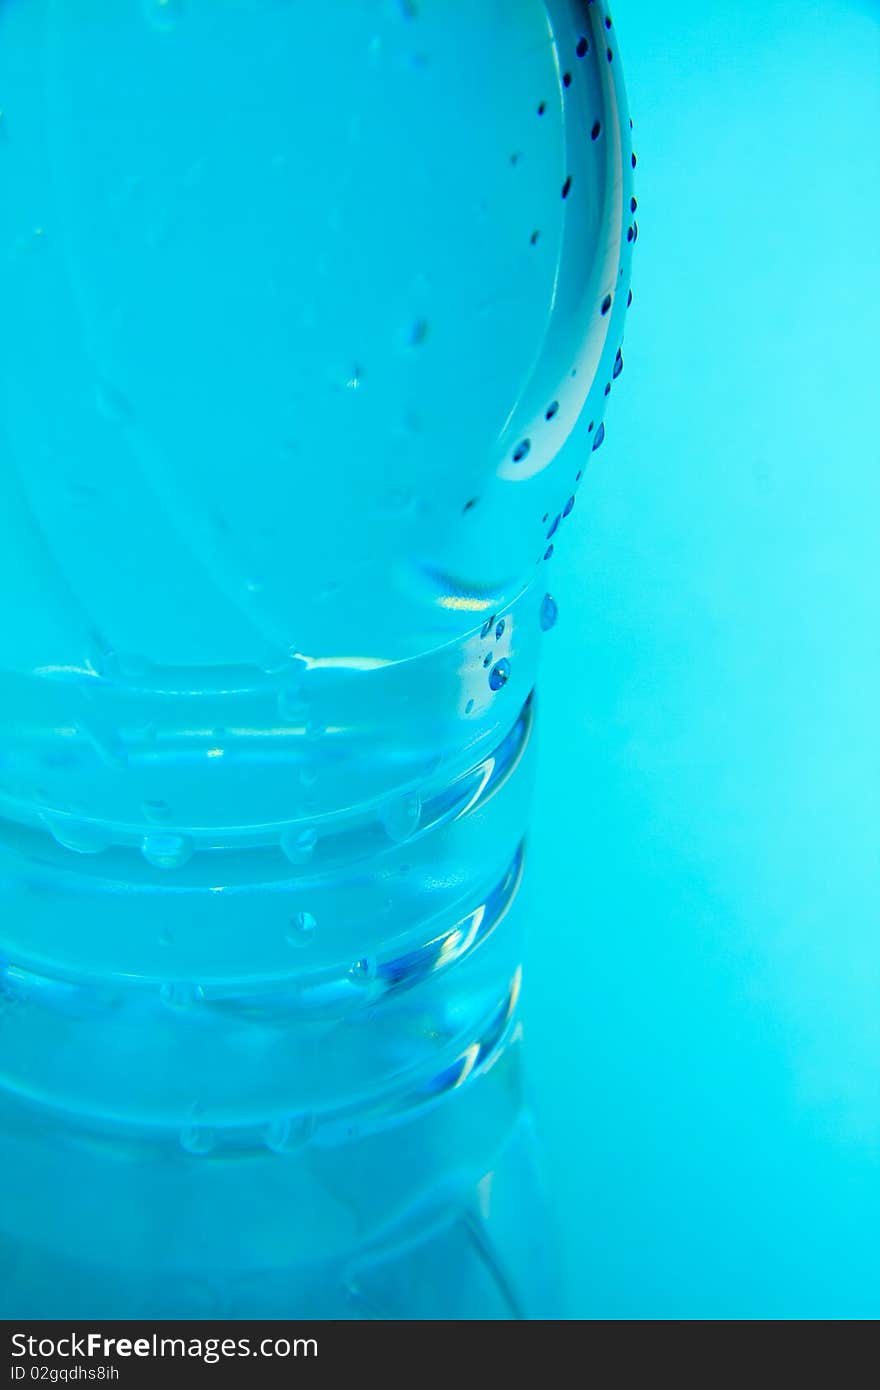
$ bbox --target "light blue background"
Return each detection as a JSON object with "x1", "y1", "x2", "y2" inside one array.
[{"x1": 525, "y1": 0, "x2": 880, "y2": 1318}]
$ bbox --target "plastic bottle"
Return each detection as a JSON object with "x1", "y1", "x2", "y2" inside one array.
[{"x1": 0, "y1": 1, "x2": 634, "y2": 1318}]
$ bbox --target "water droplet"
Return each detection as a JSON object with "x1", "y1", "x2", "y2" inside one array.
[
  {"x1": 530, "y1": 229, "x2": 540, "y2": 246},
  {"x1": 264, "y1": 1113, "x2": 315, "y2": 1154},
  {"x1": 286, "y1": 910, "x2": 317, "y2": 945},
  {"x1": 180, "y1": 1122, "x2": 215, "y2": 1156},
  {"x1": 545, "y1": 401, "x2": 559, "y2": 420},
  {"x1": 381, "y1": 791, "x2": 421, "y2": 843},
  {"x1": 561, "y1": 175, "x2": 572, "y2": 199},
  {"x1": 349, "y1": 957, "x2": 376, "y2": 984},
  {"x1": 43, "y1": 815, "x2": 108, "y2": 855},
  {"x1": 512, "y1": 439, "x2": 531, "y2": 463},
  {"x1": 483, "y1": 651, "x2": 493, "y2": 668},
  {"x1": 465, "y1": 698, "x2": 475, "y2": 715},
  {"x1": 544, "y1": 544, "x2": 555, "y2": 561},
  {"x1": 161, "y1": 981, "x2": 204, "y2": 1009},
  {"x1": 576, "y1": 36, "x2": 588, "y2": 57},
  {"x1": 346, "y1": 363, "x2": 365, "y2": 391},
  {"x1": 592, "y1": 422, "x2": 606, "y2": 451},
  {"x1": 281, "y1": 826, "x2": 318, "y2": 865},
  {"x1": 488, "y1": 658, "x2": 511, "y2": 692},
  {"x1": 591, "y1": 120, "x2": 602, "y2": 141},
  {"x1": 562, "y1": 71, "x2": 572, "y2": 88},
  {"x1": 141, "y1": 832, "x2": 193, "y2": 869},
  {"x1": 495, "y1": 619, "x2": 505, "y2": 640},
  {"x1": 563, "y1": 495, "x2": 575, "y2": 517},
  {"x1": 540, "y1": 594, "x2": 558, "y2": 631},
  {"x1": 408, "y1": 318, "x2": 429, "y2": 346},
  {"x1": 627, "y1": 289, "x2": 633, "y2": 307},
  {"x1": 546, "y1": 514, "x2": 560, "y2": 540},
  {"x1": 143, "y1": 0, "x2": 180, "y2": 33},
  {"x1": 601, "y1": 294, "x2": 612, "y2": 315},
  {"x1": 613, "y1": 350, "x2": 624, "y2": 379}
]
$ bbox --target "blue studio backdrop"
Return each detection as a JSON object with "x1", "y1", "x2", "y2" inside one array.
[{"x1": 526, "y1": 0, "x2": 880, "y2": 1320}]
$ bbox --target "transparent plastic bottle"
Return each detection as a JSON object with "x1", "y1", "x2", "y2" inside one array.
[{"x1": 0, "y1": 1, "x2": 634, "y2": 1317}]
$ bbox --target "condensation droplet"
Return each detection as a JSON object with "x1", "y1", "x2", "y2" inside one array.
[
  {"x1": 141, "y1": 832, "x2": 193, "y2": 869},
  {"x1": 349, "y1": 956, "x2": 376, "y2": 984},
  {"x1": 592, "y1": 422, "x2": 606, "y2": 451},
  {"x1": 286, "y1": 910, "x2": 317, "y2": 945},
  {"x1": 495, "y1": 619, "x2": 505, "y2": 640},
  {"x1": 480, "y1": 614, "x2": 496, "y2": 639},
  {"x1": 180, "y1": 1121, "x2": 215, "y2": 1156},
  {"x1": 43, "y1": 814, "x2": 108, "y2": 856},
  {"x1": 264, "y1": 1113, "x2": 316, "y2": 1154},
  {"x1": 381, "y1": 791, "x2": 421, "y2": 843},
  {"x1": 160, "y1": 981, "x2": 204, "y2": 1009},
  {"x1": 281, "y1": 827, "x2": 318, "y2": 865},
  {"x1": 488, "y1": 658, "x2": 511, "y2": 692},
  {"x1": 563, "y1": 495, "x2": 575, "y2": 517},
  {"x1": 540, "y1": 594, "x2": 559, "y2": 631}
]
